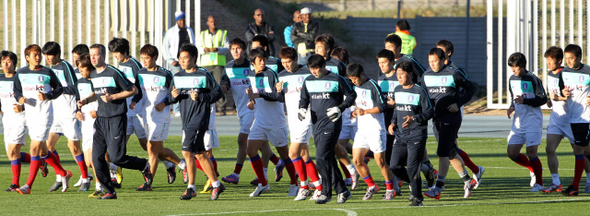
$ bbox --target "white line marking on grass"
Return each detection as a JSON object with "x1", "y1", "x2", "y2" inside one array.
[
  {"x1": 167, "y1": 208, "x2": 357, "y2": 216},
  {"x1": 485, "y1": 167, "x2": 574, "y2": 171}
]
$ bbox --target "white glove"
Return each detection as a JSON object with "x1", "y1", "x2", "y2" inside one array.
[
  {"x1": 326, "y1": 106, "x2": 341, "y2": 122},
  {"x1": 298, "y1": 108, "x2": 307, "y2": 121}
]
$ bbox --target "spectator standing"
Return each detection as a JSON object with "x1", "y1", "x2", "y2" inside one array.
[
  {"x1": 291, "y1": 7, "x2": 319, "y2": 65},
  {"x1": 246, "y1": 9, "x2": 276, "y2": 56}
]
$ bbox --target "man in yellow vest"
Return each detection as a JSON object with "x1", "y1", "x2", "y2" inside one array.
[
  {"x1": 197, "y1": 15, "x2": 230, "y2": 115},
  {"x1": 387, "y1": 20, "x2": 416, "y2": 55}
]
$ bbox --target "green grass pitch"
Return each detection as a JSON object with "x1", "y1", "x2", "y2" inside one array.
[{"x1": 0, "y1": 136, "x2": 587, "y2": 215}]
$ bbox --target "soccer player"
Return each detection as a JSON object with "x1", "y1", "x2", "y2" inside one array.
[
  {"x1": 86, "y1": 43, "x2": 153, "y2": 199},
  {"x1": 251, "y1": 35, "x2": 283, "y2": 73},
  {"x1": 137, "y1": 44, "x2": 187, "y2": 191},
  {"x1": 435, "y1": 40, "x2": 484, "y2": 188},
  {"x1": 169, "y1": 44, "x2": 225, "y2": 201},
  {"x1": 346, "y1": 63, "x2": 396, "y2": 200},
  {"x1": 422, "y1": 48, "x2": 476, "y2": 199},
  {"x1": 299, "y1": 54, "x2": 355, "y2": 204},
  {"x1": 275, "y1": 47, "x2": 322, "y2": 200},
  {"x1": 388, "y1": 61, "x2": 434, "y2": 206},
  {"x1": 559, "y1": 44, "x2": 590, "y2": 196},
  {"x1": 245, "y1": 47, "x2": 297, "y2": 197},
  {"x1": 14, "y1": 44, "x2": 72, "y2": 194},
  {"x1": 376, "y1": 49, "x2": 399, "y2": 170},
  {"x1": 41, "y1": 42, "x2": 88, "y2": 192},
  {"x1": 1, "y1": 50, "x2": 30, "y2": 192}
]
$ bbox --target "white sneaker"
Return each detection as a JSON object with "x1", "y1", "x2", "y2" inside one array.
[
  {"x1": 73, "y1": 175, "x2": 83, "y2": 187},
  {"x1": 174, "y1": 113, "x2": 181, "y2": 117},
  {"x1": 530, "y1": 172, "x2": 536, "y2": 187},
  {"x1": 585, "y1": 182, "x2": 590, "y2": 193},
  {"x1": 530, "y1": 183, "x2": 544, "y2": 192},
  {"x1": 249, "y1": 183, "x2": 270, "y2": 197},
  {"x1": 294, "y1": 188, "x2": 310, "y2": 201},
  {"x1": 309, "y1": 189, "x2": 321, "y2": 200},
  {"x1": 351, "y1": 171, "x2": 360, "y2": 190},
  {"x1": 288, "y1": 184, "x2": 298, "y2": 196},
  {"x1": 473, "y1": 166, "x2": 485, "y2": 189}
]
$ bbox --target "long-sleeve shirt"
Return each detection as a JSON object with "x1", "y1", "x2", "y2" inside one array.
[
  {"x1": 221, "y1": 59, "x2": 254, "y2": 118},
  {"x1": 169, "y1": 68, "x2": 222, "y2": 131},
  {"x1": 354, "y1": 78, "x2": 387, "y2": 131},
  {"x1": 118, "y1": 57, "x2": 144, "y2": 116},
  {"x1": 246, "y1": 22, "x2": 276, "y2": 56},
  {"x1": 138, "y1": 66, "x2": 174, "y2": 123},
  {"x1": 391, "y1": 84, "x2": 433, "y2": 141},
  {"x1": 420, "y1": 65, "x2": 474, "y2": 122},
  {"x1": 379, "y1": 73, "x2": 398, "y2": 126},
  {"x1": 278, "y1": 65, "x2": 312, "y2": 127},
  {"x1": 249, "y1": 68, "x2": 286, "y2": 128},
  {"x1": 90, "y1": 65, "x2": 135, "y2": 118},
  {"x1": 13, "y1": 66, "x2": 63, "y2": 126},
  {"x1": 291, "y1": 21, "x2": 319, "y2": 53},
  {"x1": 284, "y1": 25, "x2": 294, "y2": 48},
  {"x1": 546, "y1": 68, "x2": 569, "y2": 127},
  {"x1": 76, "y1": 77, "x2": 98, "y2": 120},
  {"x1": 509, "y1": 70, "x2": 547, "y2": 132},
  {"x1": 561, "y1": 64, "x2": 590, "y2": 123},
  {"x1": 162, "y1": 25, "x2": 195, "y2": 62},
  {"x1": 50, "y1": 60, "x2": 79, "y2": 118},
  {"x1": 300, "y1": 72, "x2": 356, "y2": 134},
  {"x1": 251, "y1": 56, "x2": 284, "y2": 76},
  {"x1": 0, "y1": 74, "x2": 25, "y2": 123}
]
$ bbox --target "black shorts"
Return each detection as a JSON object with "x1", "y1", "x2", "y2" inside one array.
[
  {"x1": 182, "y1": 128, "x2": 206, "y2": 153},
  {"x1": 433, "y1": 120, "x2": 461, "y2": 157},
  {"x1": 570, "y1": 123, "x2": 590, "y2": 147}
]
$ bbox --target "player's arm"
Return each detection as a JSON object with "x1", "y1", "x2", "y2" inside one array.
[
  {"x1": 415, "y1": 87, "x2": 434, "y2": 123},
  {"x1": 338, "y1": 76, "x2": 357, "y2": 111},
  {"x1": 220, "y1": 70, "x2": 230, "y2": 93},
  {"x1": 62, "y1": 64, "x2": 79, "y2": 96},
  {"x1": 455, "y1": 71, "x2": 475, "y2": 107},
  {"x1": 359, "y1": 84, "x2": 386, "y2": 115},
  {"x1": 258, "y1": 73, "x2": 285, "y2": 102},
  {"x1": 108, "y1": 71, "x2": 137, "y2": 101},
  {"x1": 45, "y1": 71, "x2": 64, "y2": 100},
  {"x1": 200, "y1": 72, "x2": 223, "y2": 104},
  {"x1": 13, "y1": 74, "x2": 24, "y2": 104},
  {"x1": 130, "y1": 69, "x2": 143, "y2": 104},
  {"x1": 524, "y1": 76, "x2": 548, "y2": 107},
  {"x1": 161, "y1": 72, "x2": 174, "y2": 106},
  {"x1": 299, "y1": 79, "x2": 310, "y2": 109}
]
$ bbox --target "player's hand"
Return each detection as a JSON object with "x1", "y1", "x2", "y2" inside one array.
[
  {"x1": 562, "y1": 88, "x2": 572, "y2": 97},
  {"x1": 221, "y1": 83, "x2": 228, "y2": 93},
  {"x1": 269, "y1": 31, "x2": 274, "y2": 35},
  {"x1": 388, "y1": 124, "x2": 396, "y2": 135},
  {"x1": 90, "y1": 110, "x2": 97, "y2": 119},
  {"x1": 447, "y1": 103, "x2": 459, "y2": 113},
  {"x1": 546, "y1": 98, "x2": 552, "y2": 108},
  {"x1": 402, "y1": 115, "x2": 414, "y2": 128},
  {"x1": 172, "y1": 61, "x2": 179, "y2": 66},
  {"x1": 247, "y1": 100, "x2": 255, "y2": 110},
  {"x1": 171, "y1": 86, "x2": 180, "y2": 98},
  {"x1": 155, "y1": 102, "x2": 166, "y2": 112},
  {"x1": 13, "y1": 104, "x2": 23, "y2": 113},
  {"x1": 77, "y1": 100, "x2": 85, "y2": 109},
  {"x1": 298, "y1": 108, "x2": 307, "y2": 121},
  {"x1": 76, "y1": 111, "x2": 84, "y2": 121},
  {"x1": 276, "y1": 81, "x2": 285, "y2": 92},
  {"x1": 514, "y1": 95, "x2": 524, "y2": 105},
  {"x1": 351, "y1": 110, "x2": 357, "y2": 119},
  {"x1": 356, "y1": 107, "x2": 366, "y2": 116},
  {"x1": 387, "y1": 96, "x2": 395, "y2": 107},
  {"x1": 190, "y1": 91, "x2": 199, "y2": 101},
  {"x1": 507, "y1": 105, "x2": 514, "y2": 119},
  {"x1": 18, "y1": 97, "x2": 25, "y2": 105},
  {"x1": 326, "y1": 106, "x2": 341, "y2": 122},
  {"x1": 101, "y1": 93, "x2": 113, "y2": 103},
  {"x1": 129, "y1": 101, "x2": 137, "y2": 110},
  {"x1": 38, "y1": 91, "x2": 47, "y2": 101},
  {"x1": 585, "y1": 96, "x2": 590, "y2": 106}
]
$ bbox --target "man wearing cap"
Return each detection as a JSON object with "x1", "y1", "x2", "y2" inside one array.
[
  {"x1": 197, "y1": 15, "x2": 230, "y2": 115},
  {"x1": 246, "y1": 9, "x2": 276, "y2": 56},
  {"x1": 291, "y1": 7, "x2": 319, "y2": 65}
]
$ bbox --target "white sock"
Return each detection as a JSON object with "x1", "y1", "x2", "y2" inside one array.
[
  {"x1": 263, "y1": 168, "x2": 268, "y2": 179},
  {"x1": 551, "y1": 173, "x2": 561, "y2": 185},
  {"x1": 211, "y1": 180, "x2": 221, "y2": 188},
  {"x1": 56, "y1": 175, "x2": 62, "y2": 182},
  {"x1": 95, "y1": 182, "x2": 101, "y2": 190},
  {"x1": 300, "y1": 180, "x2": 308, "y2": 187},
  {"x1": 188, "y1": 184, "x2": 196, "y2": 189},
  {"x1": 163, "y1": 160, "x2": 174, "y2": 169},
  {"x1": 346, "y1": 164, "x2": 356, "y2": 175},
  {"x1": 82, "y1": 178, "x2": 89, "y2": 183},
  {"x1": 178, "y1": 159, "x2": 187, "y2": 170},
  {"x1": 232, "y1": 172, "x2": 240, "y2": 178}
]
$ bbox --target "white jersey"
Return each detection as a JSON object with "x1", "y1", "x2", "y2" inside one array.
[
  {"x1": 118, "y1": 57, "x2": 145, "y2": 117},
  {"x1": 0, "y1": 74, "x2": 26, "y2": 125},
  {"x1": 13, "y1": 66, "x2": 62, "y2": 126},
  {"x1": 562, "y1": 64, "x2": 590, "y2": 123},
  {"x1": 221, "y1": 59, "x2": 254, "y2": 118},
  {"x1": 77, "y1": 78, "x2": 98, "y2": 122},
  {"x1": 249, "y1": 68, "x2": 286, "y2": 129},
  {"x1": 278, "y1": 67, "x2": 312, "y2": 129},
  {"x1": 138, "y1": 67, "x2": 173, "y2": 124},
  {"x1": 51, "y1": 60, "x2": 78, "y2": 119},
  {"x1": 509, "y1": 72, "x2": 545, "y2": 132},
  {"x1": 547, "y1": 69, "x2": 569, "y2": 127},
  {"x1": 354, "y1": 79, "x2": 386, "y2": 131}
]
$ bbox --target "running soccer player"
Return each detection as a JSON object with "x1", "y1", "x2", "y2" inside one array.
[
  {"x1": 299, "y1": 54, "x2": 354, "y2": 204},
  {"x1": 1, "y1": 50, "x2": 30, "y2": 192},
  {"x1": 559, "y1": 44, "x2": 590, "y2": 196},
  {"x1": 251, "y1": 35, "x2": 284, "y2": 73},
  {"x1": 346, "y1": 63, "x2": 396, "y2": 201},
  {"x1": 505, "y1": 52, "x2": 546, "y2": 192},
  {"x1": 14, "y1": 44, "x2": 72, "y2": 194},
  {"x1": 435, "y1": 40, "x2": 484, "y2": 188},
  {"x1": 87, "y1": 43, "x2": 153, "y2": 199},
  {"x1": 197, "y1": 103, "x2": 222, "y2": 194},
  {"x1": 136, "y1": 44, "x2": 186, "y2": 191},
  {"x1": 388, "y1": 61, "x2": 434, "y2": 206},
  {"x1": 422, "y1": 48, "x2": 476, "y2": 199},
  {"x1": 246, "y1": 47, "x2": 297, "y2": 197},
  {"x1": 170, "y1": 44, "x2": 225, "y2": 201},
  {"x1": 275, "y1": 47, "x2": 322, "y2": 200}
]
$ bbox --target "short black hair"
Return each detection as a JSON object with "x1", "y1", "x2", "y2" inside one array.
[
  {"x1": 307, "y1": 54, "x2": 326, "y2": 68},
  {"x1": 396, "y1": 19, "x2": 411, "y2": 30},
  {"x1": 41, "y1": 41, "x2": 61, "y2": 56},
  {"x1": 346, "y1": 63, "x2": 364, "y2": 77},
  {"x1": 251, "y1": 35, "x2": 269, "y2": 49},
  {"x1": 428, "y1": 48, "x2": 446, "y2": 61},
  {"x1": 508, "y1": 52, "x2": 527, "y2": 68},
  {"x1": 544, "y1": 46, "x2": 563, "y2": 61},
  {"x1": 108, "y1": 38, "x2": 130, "y2": 56},
  {"x1": 384, "y1": 34, "x2": 402, "y2": 49},
  {"x1": 248, "y1": 47, "x2": 268, "y2": 62},
  {"x1": 178, "y1": 44, "x2": 199, "y2": 63},
  {"x1": 564, "y1": 44, "x2": 582, "y2": 59},
  {"x1": 78, "y1": 53, "x2": 95, "y2": 72},
  {"x1": 140, "y1": 44, "x2": 159, "y2": 58},
  {"x1": 396, "y1": 61, "x2": 414, "y2": 75},
  {"x1": 230, "y1": 38, "x2": 247, "y2": 50},
  {"x1": 1, "y1": 50, "x2": 18, "y2": 66},
  {"x1": 436, "y1": 39, "x2": 454, "y2": 58},
  {"x1": 72, "y1": 44, "x2": 89, "y2": 55},
  {"x1": 314, "y1": 33, "x2": 336, "y2": 54},
  {"x1": 89, "y1": 44, "x2": 106, "y2": 56},
  {"x1": 330, "y1": 46, "x2": 349, "y2": 65},
  {"x1": 376, "y1": 49, "x2": 394, "y2": 62}
]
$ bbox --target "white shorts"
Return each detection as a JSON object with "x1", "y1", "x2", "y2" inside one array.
[
  {"x1": 28, "y1": 124, "x2": 52, "y2": 142},
  {"x1": 249, "y1": 123, "x2": 289, "y2": 147},
  {"x1": 339, "y1": 125, "x2": 357, "y2": 140},
  {"x1": 507, "y1": 131, "x2": 542, "y2": 147},
  {"x1": 127, "y1": 115, "x2": 147, "y2": 138},
  {"x1": 239, "y1": 112, "x2": 254, "y2": 134},
  {"x1": 353, "y1": 129, "x2": 386, "y2": 153},
  {"x1": 49, "y1": 118, "x2": 81, "y2": 141},
  {"x1": 204, "y1": 129, "x2": 220, "y2": 151},
  {"x1": 289, "y1": 122, "x2": 312, "y2": 144},
  {"x1": 146, "y1": 121, "x2": 170, "y2": 142},
  {"x1": 4, "y1": 123, "x2": 27, "y2": 152},
  {"x1": 547, "y1": 123, "x2": 575, "y2": 144},
  {"x1": 81, "y1": 124, "x2": 95, "y2": 152}
]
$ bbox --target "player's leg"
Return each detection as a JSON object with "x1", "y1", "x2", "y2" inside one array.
[
  {"x1": 352, "y1": 140, "x2": 377, "y2": 200},
  {"x1": 372, "y1": 133, "x2": 394, "y2": 199},
  {"x1": 92, "y1": 118, "x2": 116, "y2": 198},
  {"x1": 46, "y1": 130, "x2": 63, "y2": 188},
  {"x1": 222, "y1": 132, "x2": 248, "y2": 184},
  {"x1": 63, "y1": 119, "x2": 88, "y2": 191},
  {"x1": 456, "y1": 138, "x2": 483, "y2": 186},
  {"x1": 407, "y1": 138, "x2": 426, "y2": 205},
  {"x1": 193, "y1": 130, "x2": 224, "y2": 200},
  {"x1": 562, "y1": 123, "x2": 589, "y2": 196},
  {"x1": 6, "y1": 143, "x2": 25, "y2": 191},
  {"x1": 543, "y1": 133, "x2": 564, "y2": 192}
]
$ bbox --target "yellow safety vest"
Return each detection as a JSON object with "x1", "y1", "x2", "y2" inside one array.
[{"x1": 200, "y1": 29, "x2": 227, "y2": 66}]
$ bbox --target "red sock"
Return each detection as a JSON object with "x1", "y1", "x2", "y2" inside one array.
[
  {"x1": 270, "y1": 154, "x2": 280, "y2": 165},
  {"x1": 530, "y1": 157, "x2": 543, "y2": 185},
  {"x1": 339, "y1": 161, "x2": 351, "y2": 178},
  {"x1": 385, "y1": 180, "x2": 394, "y2": 191},
  {"x1": 27, "y1": 157, "x2": 41, "y2": 187},
  {"x1": 43, "y1": 151, "x2": 66, "y2": 176},
  {"x1": 11, "y1": 160, "x2": 21, "y2": 185},
  {"x1": 459, "y1": 149, "x2": 479, "y2": 174},
  {"x1": 194, "y1": 157, "x2": 204, "y2": 172},
  {"x1": 573, "y1": 155, "x2": 586, "y2": 189},
  {"x1": 250, "y1": 155, "x2": 268, "y2": 186},
  {"x1": 283, "y1": 159, "x2": 298, "y2": 185},
  {"x1": 20, "y1": 152, "x2": 31, "y2": 163},
  {"x1": 306, "y1": 159, "x2": 321, "y2": 191},
  {"x1": 511, "y1": 153, "x2": 534, "y2": 172},
  {"x1": 233, "y1": 163, "x2": 243, "y2": 175},
  {"x1": 75, "y1": 154, "x2": 88, "y2": 179},
  {"x1": 363, "y1": 175, "x2": 375, "y2": 187},
  {"x1": 53, "y1": 150, "x2": 60, "y2": 163},
  {"x1": 293, "y1": 157, "x2": 307, "y2": 182}
]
